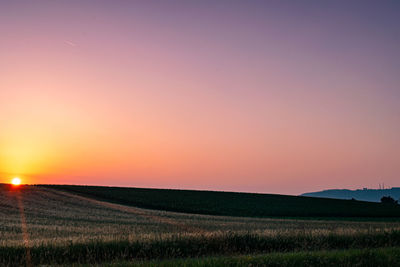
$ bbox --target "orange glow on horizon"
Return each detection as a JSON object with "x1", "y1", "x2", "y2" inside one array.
[{"x1": 1, "y1": 1, "x2": 400, "y2": 195}]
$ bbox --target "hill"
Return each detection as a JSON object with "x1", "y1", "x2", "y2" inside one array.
[
  {"x1": 302, "y1": 188, "x2": 400, "y2": 202},
  {"x1": 41, "y1": 184, "x2": 400, "y2": 218}
]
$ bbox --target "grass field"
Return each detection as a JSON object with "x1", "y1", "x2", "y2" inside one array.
[
  {"x1": 42, "y1": 184, "x2": 400, "y2": 218},
  {"x1": 124, "y1": 247, "x2": 400, "y2": 267},
  {"x1": 1, "y1": 184, "x2": 400, "y2": 266}
]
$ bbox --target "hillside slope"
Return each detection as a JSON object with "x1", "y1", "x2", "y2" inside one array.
[
  {"x1": 42, "y1": 184, "x2": 400, "y2": 218},
  {"x1": 302, "y1": 188, "x2": 400, "y2": 202}
]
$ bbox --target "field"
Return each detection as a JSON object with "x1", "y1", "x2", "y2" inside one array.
[
  {"x1": 41, "y1": 184, "x2": 400, "y2": 218},
  {"x1": 1, "y1": 184, "x2": 400, "y2": 266},
  {"x1": 126, "y1": 248, "x2": 400, "y2": 267}
]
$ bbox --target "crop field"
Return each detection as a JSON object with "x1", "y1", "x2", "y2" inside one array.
[
  {"x1": 126, "y1": 247, "x2": 400, "y2": 267},
  {"x1": 43, "y1": 184, "x2": 400, "y2": 218},
  {"x1": 1, "y1": 184, "x2": 400, "y2": 266}
]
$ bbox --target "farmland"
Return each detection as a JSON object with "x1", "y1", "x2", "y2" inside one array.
[
  {"x1": 43, "y1": 184, "x2": 400, "y2": 218},
  {"x1": 127, "y1": 247, "x2": 400, "y2": 267},
  {"x1": 1, "y1": 184, "x2": 400, "y2": 266}
]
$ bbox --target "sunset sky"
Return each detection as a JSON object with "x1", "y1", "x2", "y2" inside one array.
[{"x1": 1, "y1": 1, "x2": 399, "y2": 195}]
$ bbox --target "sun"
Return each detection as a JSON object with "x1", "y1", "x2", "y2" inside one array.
[{"x1": 11, "y1": 177, "x2": 21, "y2": 186}]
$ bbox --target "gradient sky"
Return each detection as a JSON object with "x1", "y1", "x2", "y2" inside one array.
[{"x1": 1, "y1": 0, "x2": 399, "y2": 195}]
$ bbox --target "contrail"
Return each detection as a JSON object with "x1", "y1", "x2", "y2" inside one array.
[{"x1": 64, "y1": 40, "x2": 77, "y2": 47}]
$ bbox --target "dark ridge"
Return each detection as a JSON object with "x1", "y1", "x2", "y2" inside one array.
[{"x1": 37, "y1": 184, "x2": 400, "y2": 218}]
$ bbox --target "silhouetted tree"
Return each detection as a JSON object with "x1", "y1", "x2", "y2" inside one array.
[{"x1": 380, "y1": 196, "x2": 398, "y2": 204}]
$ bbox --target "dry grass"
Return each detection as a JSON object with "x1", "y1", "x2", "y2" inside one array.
[{"x1": 1, "y1": 185, "x2": 400, "y2": 248}]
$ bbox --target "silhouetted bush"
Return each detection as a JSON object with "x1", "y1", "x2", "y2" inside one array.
[{"x1": 381, "y1": 196, "x2": 398, "y2": 205}]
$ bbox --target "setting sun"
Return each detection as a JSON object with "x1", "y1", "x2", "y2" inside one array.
[{"x1": 11, "y1": 177, "x2": 21, "y2": 186}]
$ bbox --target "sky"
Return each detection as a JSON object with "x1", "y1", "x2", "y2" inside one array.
[{"x1": 1, "y1": 0, "x2": 399, "y2": 195}]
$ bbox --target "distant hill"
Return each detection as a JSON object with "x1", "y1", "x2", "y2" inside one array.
[
  {"x1": 302, "y1": 188, "x2": 400, "y2": 202},
  {"x1": 40, "y1": 184, "x2": 400, "y2": 218}
]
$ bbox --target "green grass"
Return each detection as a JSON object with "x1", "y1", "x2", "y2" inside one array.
[
  {"x1": 119, "y1": 247, "x2": 400, "y2": 267},
  {"x1": 2, "y1": 231, "x2": 400, "y2": 266},
  {"x1": 42, "y1": 184, "x2": 400, "y2": 218}
]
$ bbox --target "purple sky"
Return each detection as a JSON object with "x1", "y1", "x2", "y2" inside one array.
[{"x1": 1, "y1": 1, "x2": 399, "y2": 194}]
